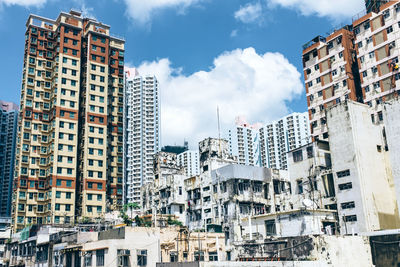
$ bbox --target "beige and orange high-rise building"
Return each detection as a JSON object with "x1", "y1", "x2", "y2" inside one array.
[
  {"x1": 12, "y1": 10, "x2": 124, "y2": 231},
  {"x1": 302, "y1": 27, "x2": 363, "y2": 141}
]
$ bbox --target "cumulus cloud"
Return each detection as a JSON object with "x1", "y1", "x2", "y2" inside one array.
[
  {"x1": 122, "y1": 0, "x2": 204, "y2": 25},
  {"x1": 136, "y1": 47, "x2": 304, "y2": 148},
  {"x1": 234, "y1": 2, "x2": 263, "y2": 24},
  {"x1": 0, "y1": 0, "x2": 46, "y2": 6},
  {"x1": 267, "y1": 0, "x2": 365, "y2": 20}
]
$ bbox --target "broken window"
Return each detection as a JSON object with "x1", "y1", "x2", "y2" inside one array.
[{"x1": 265, "y1": 220, "x2": 276, "y2": 236}]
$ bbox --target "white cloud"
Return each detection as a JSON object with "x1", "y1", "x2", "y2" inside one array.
[
  {"x1": 230, "y1": 29, "x2": 238, "y2": 37},
  {"x1": 234, "y1": 2, "x2": 263, "y2": 24},
  {"x1": 122, "y1": 0, "x2": 204, "y2": 25},
  {"x1": 0, "y1": 0, "x2": 46, "y2": 6},
  {"x1": 267, "y1": 0, "x2": 365, "y2": 20},
  {"x1": 136, "y1": 47, "x2": 304, "y2": 148}
]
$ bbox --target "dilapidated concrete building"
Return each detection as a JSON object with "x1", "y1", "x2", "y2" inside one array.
[
  {"x1": 142, "y1": 152, "x2": 187, "y2": 224},
  {"x1": 327, "y1": 100, "x2": 400, "y2": 234}
]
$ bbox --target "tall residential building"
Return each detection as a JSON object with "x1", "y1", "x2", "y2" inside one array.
[
  {"x1": 259, "y1": 112, "x2": 311, "y2": 170},
  {"x1": 124, "y1": 68, "x2": 160, "y2": 204},
  {"x1": 228, "y1": 117, "x2": 262, "y2": 167},
  {"x1": 353, "y1": 1, "x2": 400, "y2": 122},
  {"x1": 365, "y1": 0, "x2": 390, "y2": 13},
  {"x1": 177, "y1": 150, "x2": 200, "y2": 177},
  {"x1": 302, "y1": 28, "x2": 363, "y2": 141},
  {"x1": 0, "y1": 101, "x2": 18, "y2": 217},
  {"x1": 13, "y1": 10, "x2": 125, "y2": 231}
]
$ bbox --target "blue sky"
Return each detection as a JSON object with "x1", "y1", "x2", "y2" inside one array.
[{"x1": 0, "y1": 0, "x2": 365, "y2": 147}]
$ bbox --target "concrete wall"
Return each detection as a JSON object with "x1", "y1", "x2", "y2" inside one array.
[
  {"x1": 383, "y1": 101, "x2": 400, "y2": 213},
  {"x1": 327, "y1": 101, "x2": 400, "y2": 234}
]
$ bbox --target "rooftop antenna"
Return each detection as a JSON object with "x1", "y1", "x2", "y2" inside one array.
[{"x1": 217, "y1": 106, "x2": 221, "y2": 157}]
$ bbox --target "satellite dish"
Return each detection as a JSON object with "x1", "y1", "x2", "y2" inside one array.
[{"x1": 302, "y1": 199, "x2": 313, "y2": 208}]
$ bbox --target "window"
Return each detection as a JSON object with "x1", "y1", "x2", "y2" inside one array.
[
  {"x1": 369, "y1": 51, "x2": 374, "y2": 59},
  {"x1": 209, "y1": 252, "x2": 218, "y2": 262},
  {"x1": 378, "y1": 111, "x2": 383, "y2": 121},
  {"x1": 306, "y1": 146, "x2": 313, "y2": 158},
  {"x1": 357, "y1": 41, "x2": 363, "y2": 48},
  {"x1": 96, "y1": 250, "x2": 104, "y2": 266},
  {"x1": 293, "y1": 150, "x2": 303, "y2": 162},
  {"x1": 297, "y1": 180, "x2": 303, "y2": 194},
  {"x1": 66, "y1": 192, "x2": 71, "y2": 199},
  {"x1": 338, "y1": 182, "x2": 352, "y2": 190},
  {"x1": 362, "y1": 71, "x2": 368, "y2": 77},
  {"x1": 137, "y1": 250, "x2": 147, "y2": 266},
  {"x1": 341, "y1": 201, "x2": 355, "y2": 209},
  {"x1": 337, "y1": 169, "x2": 350, "y2": 178},
  {"x1": 265, "y1": 219, "x2": 276, "y2": 236},
  {"x1": 387, "y1": 26, "x2": 393, "y2": 34},
  {"x1": 85, "y1": 252, "x2": 92, "y2": 267},
  {"x1": 344, "y1": 215, "x2": 357, "y2": 222},
  {"x1": 194, "y1": 251, "x2": 204, "y2": 262}
]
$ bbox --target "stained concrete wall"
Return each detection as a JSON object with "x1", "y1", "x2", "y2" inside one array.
[
  {"x1": 383, "y1": 101, "x2": 400, "y2": 213},
  {"x1": 327, "y1": 101, "x2": 400, "y2": 234}
]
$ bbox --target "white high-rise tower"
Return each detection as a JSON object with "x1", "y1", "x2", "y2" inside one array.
[{"x1": 124, "y1": 68, "x2": 160, "y2": 204}]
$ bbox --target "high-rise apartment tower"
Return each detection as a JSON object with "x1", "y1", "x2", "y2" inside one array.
[
  {"x1": 228, "y1": 117, "x2": 261, "y2": 167},
  {"x1": 124, "y1": 68, "x2": 160, "y2": 204},
  {"x1": 302, "y1": 28, "x2": 363, "y2": 141},
  {"x1": 13, "y1": 10, "x2": 125, "y2": 231},
  {"x1": 0, "y1": 101, "x2": 18, "y2": 217},
  {"x1": 259, "y1": 112, "x2": 311, "y2": 170}
]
